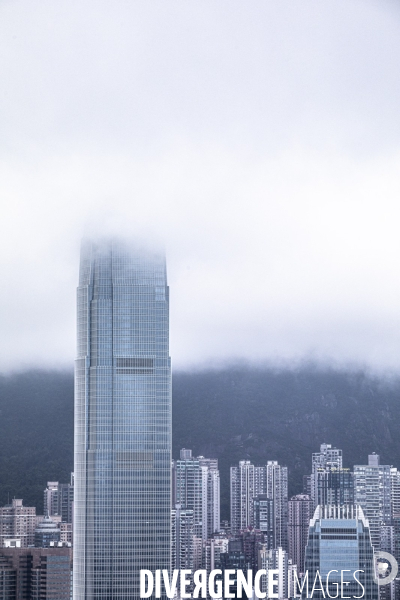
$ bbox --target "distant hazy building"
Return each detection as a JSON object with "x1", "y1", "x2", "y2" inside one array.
[
  {"x1": 193, "y1": 536, "x2": 203, "y2": 570},
  {"x1": 381, "y1": 525, "x2": 395, "y2": 554},
  {"x1": 266, "y1": 461, "x2": 288, "y2": 551},
  {"x1": 303, "y1": 475, "x2": 311, "y2": 497},
  {"x1": 202, "y1": 533, "x2": 229, "y2": 573},
  {"x1": 354, "y1": 453, "x2": 392, "y2": 550},
  {"x1": 288, "y1": 494, "x2": 312, "y2": 573},
  {"x1": 312, "y1": 443, "x2": 343, "y2": 472},
  {"x1": 0, "y1": 500, "x2": 36, "y2": 548},
  {"x1": 219, "y1": 520, "x2": 230, "y2": 535},
  {"x1": 0, "y1": 550, "x2": 16, "y2": 598},
  {"x1": 380, "y1": 525, "x2": 397, "y2": 600},
  {"x1": 239, "y1": 527, "x2": 264, "y2": 572},
  {"x1": 171, "y1": 505, "x2": 194, "y2": 571},
  {"x1": 43, "y1": 483, "x2": 59, "y2": 517},
  {"x1": 34, "y1": 516, "x2": 60, "y2": 549},
  {"x1": 253, "y1": 495, "x2": 274, "y2": 549},
  {"x1": 171, "y1": 505, "x2": 194, "y2": 595},
  {"x1": 386, "y1": 466, "x2": 400, "y2": 598},
  {"x1": 302, "y1": 505, "x2": 377, "y2": 600},
  {"x1": 202, "y1": 533, "x2": 229, "y2": 600},
  {"x1": 198, "y1": 456, "x2": 220, "y2": 539},
  {"x1": 230, "y1": 461, "x2": 265, "y2": 535},
  {"x1": 315, "y1": 469, "x2": 354, "y2": 506},
  {"x1": 43, "y1": 475, "x2": 74, "y2": 524},
  {"x1": 0, "y1": 546, "x2": 72, "y2": 600},
  {"x1": 311, "y1": 443, "x2": 342, "y2": 508},
  {"x1": 258, "y1": 546, "x2": 296, "y2": 600},
  {"x1": 59, "y1": 523, "x2": 73, "y2": 545},
  {"x1": 173, "y1": 449, "x2": 220, "y2": 540},
  {"x1": 230, "y1": 460, "x2": 288, "y2": 545},
  {"x1": 389, "y1": 518, "x2": 400, "y2": 600},
  {"x1": 220, "y1": 540, "x2": 251, "y2": 599},
  {"x1": 173, "y1": 450, "x2": 202, "y2": 536},
  {"x1": 391, "y1": 467, "x2": 400, "y2": 519}
]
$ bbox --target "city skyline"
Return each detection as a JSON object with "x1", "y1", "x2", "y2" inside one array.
[
  {"x1": 1, "y1": 2, "x2": 400, "y2": 593},
  {"x1": 3, "y1": 440, "x2": 400, "y2": 596}
]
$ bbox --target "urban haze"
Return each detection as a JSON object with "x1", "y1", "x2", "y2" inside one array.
[{"x1": 0, "y1": 1, "x2": 400, "y2": 373}]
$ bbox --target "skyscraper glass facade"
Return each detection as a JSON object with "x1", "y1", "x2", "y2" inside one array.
[
  {"x1": 73, "y1": 239, "x2": 171, "y2": 600},
  {"x1": 302, "y1": 505, "x2": 377, "y2": 600}
]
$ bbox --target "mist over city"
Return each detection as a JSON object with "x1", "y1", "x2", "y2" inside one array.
[
  {"x1": 1, "y1": 1, "x2": 400, "y2": 374},
  {"x1": 1, "y1": 4, "x2": 400, "y2": 598}
]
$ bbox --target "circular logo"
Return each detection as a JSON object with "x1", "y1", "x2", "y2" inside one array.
[{"x1": 374, "y1": 551, "x2": 398, "y2": 585}]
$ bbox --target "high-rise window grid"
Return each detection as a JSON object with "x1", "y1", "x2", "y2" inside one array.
[{"x1": 73, "y1": 240, "x2": 171, "y2": 600}]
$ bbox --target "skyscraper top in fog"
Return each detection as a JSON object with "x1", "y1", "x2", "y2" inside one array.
[{"x1": 74, "y1": 239, "x2": 171, "y2": 600}]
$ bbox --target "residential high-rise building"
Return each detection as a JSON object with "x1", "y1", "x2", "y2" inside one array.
[
  {"x1": 43, "y1": 483, "x2": 59, "y2": 517},
  {"x1": 266, "y1": 461, "x2": 288, "y2": 551},
  {"x1": 230, "y1": 460, "x2": 288, "y2": 545},
  {"x1": 302, "y1": 505, "x2": 377, "y2": 600},
  {"x1": 171, "y1": 505, "x2": 194, "y2": 595},
  {"x1": 380, "y1": 525, "x2": 397, "y2": 600},
  {"x1": 390, "y1": 518, "x2": 400, "y2": 600},
  {"x1": 238, "y1": 527, "x2": 264, "y2": 571},
  {"x1": 0, "y1": 500, "x2": 36, "y2": 548},
  {"x1": 44, "y1": 475, "x2": 74, "y2": 525},
  {"x1": 0, "y1": 552, "x2": 16, "y2": 598},
  {"x1": 34, "y1": 516, "x2": 61, "y2": 549},
  {"x1": 258, "y1": 546, "x2": 297, "y2": 600},
  {"x1": 193, "y1": 536, "x2": 203, "y2": 570},
  {"x1": 311, "y1": 443, "x2": 342, "y2": 508},
  {"x1": 172, "y1": 449, "x2": 220, "y2": 541},
  {"x1": 0, "y1": 547, "x2": 72, "y2": 600},
  {"x1": 198, "y1": 456, "x2": 220, "y2": 539},
  {"x1": 253, "y1": 495, "x2": 274, "y2": 549},
  {"x1": 202, "y1": 533, "x2": 229, "y2": 575},
  {"x1": 302, "y1": 475, "x2": 311, "y2": 497},
  {"x1": 230, "y1": 461, "x2": 265, "y2": 535},
  {"x1": 312, "y1": 443, "x2": 343, "y2": 472},
  {"x1": 354, "y1": 454, "x2": 392, "y2": 550},
  {"x1": 59, "y1": 523, "x2": 73, "y2": 545},
  {"x1": 173, "y1": 450, "x2": 202, "y2": 536},
  {"x1": 73, "y1": 239, "x2": 171, "y2": 600},
  {"x1": 315, "y1": 469, "x2": 354, "y2": 506},
  {"x1": 288, "y1": 494, "x2": 312, "y2": 573},
  {"x1": 390, "y1": 467, "x2": 400, "y2": 519},
  {"x1": 202, "y1": 533, "x2": 230, "y2": 599},
  {"x1": 219, "y1": 540, "x2": 251, "y2": 599}
]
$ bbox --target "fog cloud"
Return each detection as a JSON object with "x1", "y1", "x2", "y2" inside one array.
[{"x1": 1, "y1": 0, "x2": 400, "y2": 373}]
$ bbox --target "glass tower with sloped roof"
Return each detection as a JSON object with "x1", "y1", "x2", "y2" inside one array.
[{"x1": 302, "y1": 505, "x2": 377, "y2": 600}]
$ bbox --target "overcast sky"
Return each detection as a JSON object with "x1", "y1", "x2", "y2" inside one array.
[{"x1": 1, "y1": 0, "x2": 400, "y2": 373}]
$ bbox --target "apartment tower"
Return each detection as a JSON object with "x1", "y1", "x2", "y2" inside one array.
[
  {"x1": 287, "y1": 494, "x2": 312, "y2": 573},
  {"x1": 230, "y1": 461, "x2": 265, "y2": 535}
]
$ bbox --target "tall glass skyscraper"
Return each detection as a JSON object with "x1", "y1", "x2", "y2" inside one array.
[{"x1": 73, "y1": 239, "x2": 171, "y2": 600}]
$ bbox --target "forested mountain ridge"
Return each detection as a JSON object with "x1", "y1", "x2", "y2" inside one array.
[{"x1": 0, "y1": 366, "x2": 399, "y2": 518}]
